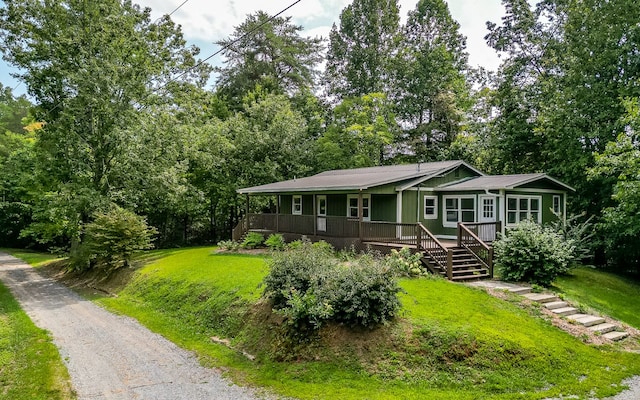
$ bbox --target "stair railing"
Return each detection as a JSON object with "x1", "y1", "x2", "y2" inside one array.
[
  {"x1": 232, "y1": 214, "x2": 248, "y2": 242},
  {"x1": 417, "y1": 223, "x2": 453, "y2": 279},
  {"x1": 458, "y1": 222, "x2": 494, "y2": 278}
]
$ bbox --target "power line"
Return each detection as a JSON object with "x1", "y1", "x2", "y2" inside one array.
[
  {"x1": 152, "y1": 0, "x2": 191, "y2": 25},
  {"x1": 152, "y1": 0, "x2": 302, "y2": 94}
]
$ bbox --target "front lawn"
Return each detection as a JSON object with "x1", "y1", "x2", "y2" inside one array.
[
  {"x1": 91, "y1": 246, "x2": 640, "y2": 400},
  {"x1": 553, "y1": 266, "x2": 640, "y2": 329}
]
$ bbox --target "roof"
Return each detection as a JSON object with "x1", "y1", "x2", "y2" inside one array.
[
  {"x1": 436, "y1": 174, "x2": 575, "y2": 192},
  {"x1": 238, "y1": 160, "x2": 476, "y2": 194}
]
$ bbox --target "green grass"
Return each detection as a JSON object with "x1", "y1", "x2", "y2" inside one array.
[
  {"x1": 553, "y1": 266, "x2": 640, "y2": 329},
  {"x1": 1, "y1": 248, "x2": 63, "y2": 267},
  {"x1": 0, "y1": 281, "x2": 74, "y2": 399},
  {"x1": 92, "y1": 246, "x2": 640, "y2": 400}
]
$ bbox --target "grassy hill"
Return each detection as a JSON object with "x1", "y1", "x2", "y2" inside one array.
[
  {"x1": 78, "y1": 247, "x2": 640, "y2": 400},
  {"x1": 9, "y1": 246, "x2": 640, "y2": 399}
]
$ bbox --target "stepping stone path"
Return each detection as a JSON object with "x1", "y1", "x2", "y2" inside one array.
[{"x1": 468, "y1": 281, "x2": 630, "y2": 342}]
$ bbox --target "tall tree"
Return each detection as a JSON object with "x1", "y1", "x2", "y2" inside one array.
[
  {"x1": 0, "y1": 0, "x2": 210, "y2": 245},
  {"x1": 215, "y1": 11, "x2": 324, "y2": 110},
  {"x1": 323, "y1": 0, "x2": 400, "y2": 100},
  {"x1": 391, "y1": 0, "x2": 470, "y2": 162}
]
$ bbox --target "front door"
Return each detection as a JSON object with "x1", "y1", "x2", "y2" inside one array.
[
  {"x1": 478, "y1": 195, "x2": 496, "y2": 241},
  {"x1": 317, "y1": 195, "x2": 327, "y2": 232}
]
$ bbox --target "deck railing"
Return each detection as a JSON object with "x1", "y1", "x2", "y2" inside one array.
[
  {"x1": 458, "y1": 222, "x2": 496, "y2": 277},
  {"x1": 459, "y1": 221, "x2": 501, "y2": 243},
  {"x1": 232, "y1": 215, "x2": 247, "y2": 241},
  {"x1": 417, "y1": 223, "x2": 453, "y2": 279},
  {"x1": 361, "y1": 221, "x2": 417, "y2": 244}
]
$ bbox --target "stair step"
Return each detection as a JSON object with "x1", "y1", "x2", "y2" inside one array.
[
  {"x1": 603, "y1": 331, "x2": 629, "y2": 341},
  {"x1": 451, "y1": 273, "x2": 490, "y2": 281},
  {"x1": 588, "y1": 323, "x2": 617, "y2": 334},
  {"x1": 508, "y1": 287, "x2": 532, "y2": 295},
  {"x1": 452, "y1": 269, "x2": 488, "y2": 276},
  {"x1": 552, "y1": 307, "x2": 579, "y2": 316},
  {"x1": 544, "y1": 301, "x2": 569, "y2": 310},
  {"x1": 522, "y1": 293, "x2": 559, "y2": 303},
  {"x1": 567, "y1": 315, "x2": 606, "y2": 327}
]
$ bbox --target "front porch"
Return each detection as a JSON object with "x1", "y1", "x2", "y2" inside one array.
[{"x1": 233, "y1": 213, "x2": 500, "y2": 281}]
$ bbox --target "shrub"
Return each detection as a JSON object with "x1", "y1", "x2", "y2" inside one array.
[
  {"x1": 263, "y1": 242, "x2": 402, "y2": 332},
  {"x1": 494, "y1": 219, "x2": 575, "y2": 286},
  {"x1": 264, "y1": 234, "x2": 285, "y2": 251},
  {"x1": 71, "y1": 205, "x2": 156, "y2": 271},
  {"x1": 312, "y1": 240, "x2": 334, "y2": 253},
  {"x1": 217, "y1": 240, "x2": 241, "y2": 252},
  {"x1": 550, "y1": 211, "x2": 595, "y2": 262},
  {"x1": 241, "y1": 232, "x2": 264, "y2": 249},
  {"x1": 385, "y1": 247, "x2": 424, "y2": 277}
]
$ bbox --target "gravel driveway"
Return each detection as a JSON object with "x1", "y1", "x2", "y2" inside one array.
[{"x1": 0, "y1": 252, "x2": 272, "y2": 400}]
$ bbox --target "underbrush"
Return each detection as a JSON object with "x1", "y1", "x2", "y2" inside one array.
[{"x1": 90, "y1": 246, "x2": 640, "y2": 399}]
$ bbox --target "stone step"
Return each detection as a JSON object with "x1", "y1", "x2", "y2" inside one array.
[
  {"x1": 588, "y1": 323, "x2": 617, "y2": 334},
  {"x1": 552, "y1": 307, "x2": 579, "y2": 316},
  {"x1": 508, "y1": 287, "x2": 532, "y2": 295},
  {"x1": 567, "y1": 314, "x2": 606, "y2": 327},
  {"x1": 544, "y1": 301, "x2": 569, "y2": 310},
  {"x1": 522, "y1": 293, "x2": 559, "y2": 303},
  {"x1": 603, "y1": 331, "x2": 629, "y2": 341}
]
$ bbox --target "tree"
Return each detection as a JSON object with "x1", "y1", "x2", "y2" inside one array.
[
  {"x1": 391, "y1": 0, "x2": 470, "y2": 162},
  {"x1": 316, "y1": 93, "x2": 397, "y2": 170},
  {"x1": 0, "y1": 0, "x2": 210, "y2": 245},
  {"x1": 589, "y1": 98, "x2": 640, "y2": 274},
  {"x1": 324, "y1": 0, "x2": 400, "y2": 100},
  {"x1": 215, "y1": 11, "x2": 324, "y2": 110}
]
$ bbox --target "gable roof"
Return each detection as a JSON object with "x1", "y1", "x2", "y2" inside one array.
[
  {"x1": 436, "y1": 174, "x2": 575, "y2": 192},
  {"x1": 238, "y1": 160, "x2": 479, "y2": 194}
]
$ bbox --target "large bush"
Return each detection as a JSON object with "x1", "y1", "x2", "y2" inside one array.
[
  {"x1": 494, "y1": 220, "x2": 575, "y2": 286},
  {"x1": 263, "y1": 242, "x2": 402, "y2": 331},
  {"x1": 71, "y1": 205, "x2": 156, "y2": 271}
]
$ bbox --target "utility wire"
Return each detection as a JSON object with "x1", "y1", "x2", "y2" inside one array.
[
  {"x1": 152, "y1": 0, "x2": 191, "y2": 25},
  {"x1": 152, "y1": 0, "x2": 302, "y2": 94}
]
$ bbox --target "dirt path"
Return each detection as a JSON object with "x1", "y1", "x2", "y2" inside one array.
[{"x1": 0, "y1": 253, "x2": 272, "y2": 400}]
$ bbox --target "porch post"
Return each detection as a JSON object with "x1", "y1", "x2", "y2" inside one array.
[
  {"x1": 313, "y1": 195, "x2": 317, "y2": 237},
  {"x1": 358, "y1": 191, "x2": 363, "y2": 241},
  {"x1": 276, "y1": 195, "x2": 280, "y2": 233},
  {"x1": 499, "y1": 189, "x2": 506, "y2": 236}
]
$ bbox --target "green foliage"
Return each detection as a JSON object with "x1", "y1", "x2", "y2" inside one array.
[
  {"x1": 0, "y1": 282, "x2": 73, "y2": 399},
  {"x1": 384, "y1": 247, "x2": 425, "y2": 277},
  {"x1": 264, "y1": 234, "x2": 285, "y2": 251},
  {"x1": 241, "y1": 232, "x2": 264, "y2": 249},
  {"x1": 494, "y1": 219, "x2": 576, "y2": 286},
  {"x1": 263, "y1": 242, "x2": 401, "y2": 330},
  {"x1": 71, "y1": 205, "x2": 156, "y2": 271},
  {"x1": 550, "y1": 212, "x2": 596, "y2": 263},
  {"x1": 216, "y1": 240, "x2": 241, "y2": 252}
]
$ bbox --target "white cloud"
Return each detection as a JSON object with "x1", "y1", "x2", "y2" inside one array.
[{"x1": 139, "y1": 0, "x2": 505, "y2": 71}]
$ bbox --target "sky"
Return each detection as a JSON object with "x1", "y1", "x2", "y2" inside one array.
[{"x1": 0, "y1": 0, "x2": 506, "y2": 97}]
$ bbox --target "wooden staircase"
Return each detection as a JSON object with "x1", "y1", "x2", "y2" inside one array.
[{"x1": 422, "y1": 246, "x2": 491, "y2": 281}]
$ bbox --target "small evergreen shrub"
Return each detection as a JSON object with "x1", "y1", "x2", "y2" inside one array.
[
  {"x1": 494, "y1": 219, "x2": 575, "y2": 286},
  {"x1": 241, "y1": 232, "x2": 265, "y2": 249},
  {"x1": 385, "y1": 247, "x2": 424, "y2": 277},
  {"x1": 264, "y1": 233, "x2": 286, "y2": 251}
]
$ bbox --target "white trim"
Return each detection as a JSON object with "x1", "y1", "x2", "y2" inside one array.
[
  {"x1": 292, "y1": 195, "x2": 302, "y2": 215},
  {"x1": 552, "y1": 195, "x2": 561, "y2": 215},
  {"x1": 442, "y1": 195, "x2": 476, "y2": 228},
  {"x1": 396, "y1": 191, "x2": 403, "y2": 224},
  {"x1": 506, "y1": 194, "x2": 542, "y2": 226},
  {"x1": 499, "y1": 189, "x2": 506, "y2": 236},
  {"x1": 478, "y1": 195, "x2": 496, "y2": 222},
  {"x1": 347, "y1": 194, "x2": 371, "y2": 221},
  {"x1": 423, "y1": 195, "x2": 438, "y2": 219}
]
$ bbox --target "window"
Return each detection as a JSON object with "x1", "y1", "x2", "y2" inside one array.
[
  {"x1": 292, "y1": 195, "x2": 302, "y2": 215},
  {"x1": 443, "y1": 196, "x2": 475, "y2": 227},
  {"x1": 347, "y1": 194, "x2": 370, "y2": 221},
  {"x1": 553, "y1": 195, "x2": 561, "y2": 215},
  {"x1": 482, "y1": 197, "x2": 495, "y2": 220},
  {"x1": 507, "y1": 195, "x2": 541, "y2": 225},
  {"x1": 424, "y1": 196, "x2": 438, "y2": 219}
]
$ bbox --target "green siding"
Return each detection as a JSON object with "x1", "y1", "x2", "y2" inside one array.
[
  {"x1": 280, "y1": 195, "x2": 292, "y2": 215},
  {"x1": 302, "y1": 195, "x2": 313, "y2": 215},
  {"x1": 327, "y1": 194, "x2": 347, "y2": 216},
  {"x1": 421, "y1": 166, "x2": 477, "y2": 188},
  {"x1": 371, "y1": 194, "x2": 396, "y2": 222}
]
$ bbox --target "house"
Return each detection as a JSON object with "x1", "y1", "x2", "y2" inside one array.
[{"x1": 235, "y1": 160, "x2": 574, "y2": 280}]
